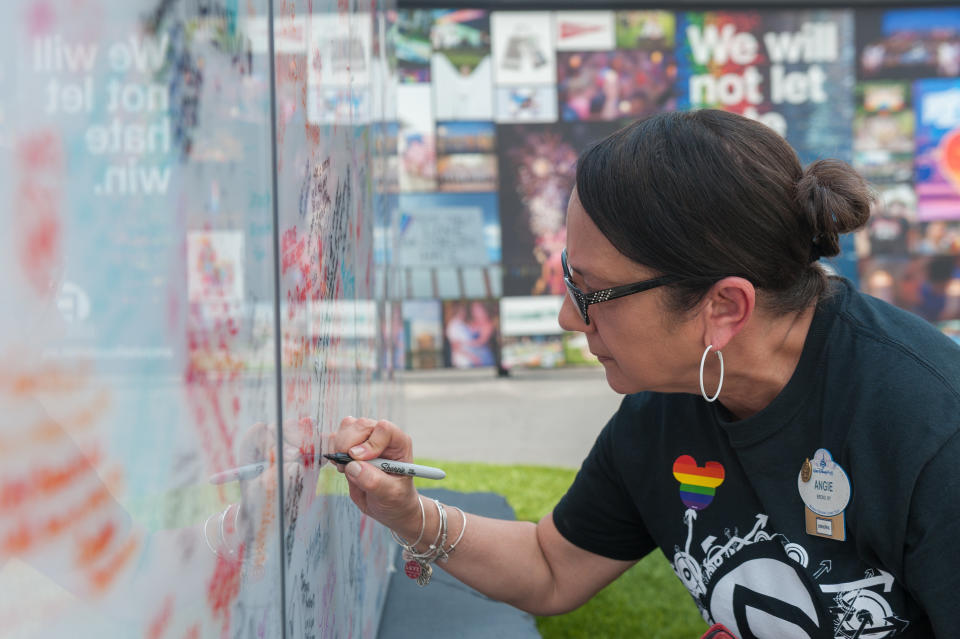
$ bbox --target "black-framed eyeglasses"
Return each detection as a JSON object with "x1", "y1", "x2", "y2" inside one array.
[{"x1": 561, "y1": 248, "x2": 681, "y2": 325}]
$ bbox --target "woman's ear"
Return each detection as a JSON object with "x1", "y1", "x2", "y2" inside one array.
[{"x1": 701, "y1": 277, "x2": 755, "y2": 351}]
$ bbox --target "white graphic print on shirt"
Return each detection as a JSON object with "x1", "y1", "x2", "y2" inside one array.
[
  {"x1": 670, "y1": 507, "x2": 910, "y2": 638},
  {"x1": 670, "y1": 454, "x2": 911, "y2": 638}
]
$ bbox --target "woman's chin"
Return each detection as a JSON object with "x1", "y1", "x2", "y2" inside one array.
[{"x1": 599, "y1": 361, "x2": 638, "y2": 395}]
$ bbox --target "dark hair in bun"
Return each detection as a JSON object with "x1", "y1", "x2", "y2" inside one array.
[{"x1": 575, "y1": 109, "x2": 873, "y2": 315}]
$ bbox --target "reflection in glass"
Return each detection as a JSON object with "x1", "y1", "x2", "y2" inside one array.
[{"x1": 2, "y1": 1, "x2": 396, "y2": 636}]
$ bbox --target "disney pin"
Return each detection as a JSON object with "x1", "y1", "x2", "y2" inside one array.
[{"x1": 797, "y1": 448, "x2": 851, "y2": 541}]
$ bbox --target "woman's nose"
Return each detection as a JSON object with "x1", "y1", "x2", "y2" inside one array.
[{"x1": 558, "y1": 293, "x2": 591, "y2": 333}]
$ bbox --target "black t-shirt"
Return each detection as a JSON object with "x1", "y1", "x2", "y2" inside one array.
[{"x1": 553, "y1": 278, "x2": 960, "y2": 638}]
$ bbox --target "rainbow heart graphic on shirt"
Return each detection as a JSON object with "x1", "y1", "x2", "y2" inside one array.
[{"x1": 672, "y1": 455, "x2": 725, "y2": 510}]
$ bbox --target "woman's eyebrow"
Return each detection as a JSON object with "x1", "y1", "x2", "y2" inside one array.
[
  {"x1": 566, "y1": 258, "x2": 594, "y2": 280},
  {"x1": 570, "y1": 261, "x2": 610, "y2": 285}
]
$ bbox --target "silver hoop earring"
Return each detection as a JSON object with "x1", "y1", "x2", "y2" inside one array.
[{"x1": 699, "y1": 345, "x2": 724, "y2": 403}]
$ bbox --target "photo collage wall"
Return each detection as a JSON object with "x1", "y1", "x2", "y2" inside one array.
[{"x1": 381, "y1": 6, "x2": 960, "y2": 370}]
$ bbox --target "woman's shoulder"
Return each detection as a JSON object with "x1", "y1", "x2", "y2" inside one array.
[
  {"x1": 829, "y1": 278, "x2": 960, "y2": 400},
  {"x1": 825, "y1": 280, "x2": 960, "y2": 473}
]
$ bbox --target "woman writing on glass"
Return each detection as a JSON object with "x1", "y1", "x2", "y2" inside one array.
[{"x1": 331, "y1": 109, "x2": 960, "y2": 638}]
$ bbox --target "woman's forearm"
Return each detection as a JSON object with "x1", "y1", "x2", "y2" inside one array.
[
  {"x1": 393, "y1": 500, "x2": 563, "y2": 615},
  {"x1": 332, "y1": 418, "x2": 634, "y2": 615}
]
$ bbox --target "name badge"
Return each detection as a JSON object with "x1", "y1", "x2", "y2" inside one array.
[{"x1": 797, "y1": 448, "x2": 851, "y2": 541}]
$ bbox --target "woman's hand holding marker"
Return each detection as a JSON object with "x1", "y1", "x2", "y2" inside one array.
[{"x1": 331, "y1": 417, "x2": 427, "y2": 543}]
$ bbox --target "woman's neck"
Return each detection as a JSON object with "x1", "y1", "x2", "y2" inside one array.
[{"x1": 716, "y1": 304, "x2": 816, "y2": 420}]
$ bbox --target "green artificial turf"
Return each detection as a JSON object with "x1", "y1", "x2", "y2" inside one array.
[{"x1": 414, "y1": 459, "x2": 706, "y2": 639}]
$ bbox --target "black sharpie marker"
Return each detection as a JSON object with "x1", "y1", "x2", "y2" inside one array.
[{"x1": 323, "y1": 453, "x2": 446, "y2": 480}]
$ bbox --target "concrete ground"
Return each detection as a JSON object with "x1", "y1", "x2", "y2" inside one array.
[{"x1": 395, "y1": 366, "x2": 624, "y2": 469}]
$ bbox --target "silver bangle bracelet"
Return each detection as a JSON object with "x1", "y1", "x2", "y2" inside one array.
[
  {"x1": 404, "y1": 498, "x2": 445, "y2": 561},
  {"x1": 430, "y1": 499, "x2": 448, "y2": 561},
  {"x1": 389, "y1": 495, "x2": 426, "y2": 548},
  {"x1": 205, "y1": 503, "x2": 241, "y2": 559},
  {"x1": 441, "y1": 506, "x2": 466, "y2": 562},
  {"x1": 203, "y1": 510, "x2": 219, "y2": 556},
  {"x1": 218, "y1": 503, "x2": 242, "y2": 556}
]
